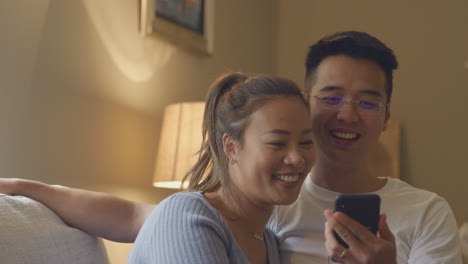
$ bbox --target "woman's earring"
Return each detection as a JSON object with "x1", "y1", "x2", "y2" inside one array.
[{"x1": 230, "y1": 158, "x2": 237, "y2": 165}]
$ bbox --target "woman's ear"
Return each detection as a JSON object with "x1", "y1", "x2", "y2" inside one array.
[{"x1": 222, "y1": 133, "x2": 237, "y2": 161}]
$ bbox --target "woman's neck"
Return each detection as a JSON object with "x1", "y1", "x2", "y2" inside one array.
[
  {"x1": 204, "y1": 188, "x2": 272, "y2": 234},
  {"x1": 204, "y1": 189, "x2": 271, "y2": 264}
]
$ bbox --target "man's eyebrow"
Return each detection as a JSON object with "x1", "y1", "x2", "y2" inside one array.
[
  {"x1": 318, "y1": 86, "x2": 342, "y2": 92},
  {"x1": 319, "y1": 86, "x2": 384, "y2": 98},
  {"x1": 360, "y1": 90, "x2": 383, "y2": 98}
]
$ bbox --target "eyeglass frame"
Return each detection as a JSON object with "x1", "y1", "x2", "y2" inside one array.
[{"x1": 309, "y1": 95, "x2": 388, "y2": 116}]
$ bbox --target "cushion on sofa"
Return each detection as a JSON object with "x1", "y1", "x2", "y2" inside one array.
[
  {"x1": 460, "y1": 222, "x2": 468, "y2": 264},
  {"x1": 0, "y1": 194, "x2": 109, "y2": 264}
]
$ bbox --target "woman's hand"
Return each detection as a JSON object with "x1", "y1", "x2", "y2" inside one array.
[{"x1": 323, "y1": 209, "x2": 396, "y2": 264}]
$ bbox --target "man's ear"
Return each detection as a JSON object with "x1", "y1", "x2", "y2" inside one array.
[
  {"x1": 222, "y1": 133, "x2": 237, "y2": 160},
  {"x1": 383, "y1": 103, "x2": 391, "y2": 131}
]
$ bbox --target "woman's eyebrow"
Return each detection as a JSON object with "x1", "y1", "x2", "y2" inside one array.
[{"x1": 264, "y1": 129, "x2": 289, "y2": 135}]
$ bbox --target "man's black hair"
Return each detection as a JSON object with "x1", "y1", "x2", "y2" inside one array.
[{"x1": 305, "y1": 31, "x2": 398, "y2": 102}]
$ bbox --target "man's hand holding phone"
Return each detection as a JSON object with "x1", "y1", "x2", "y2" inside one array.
[{"x1": 323, "y1": 194, "x2": 397, "y2": 263}]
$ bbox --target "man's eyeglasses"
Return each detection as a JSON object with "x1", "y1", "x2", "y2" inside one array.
[{"x1": 312, "y1": 95, "x2": 387, "y2": 116}]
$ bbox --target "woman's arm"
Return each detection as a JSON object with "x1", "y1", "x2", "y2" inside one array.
[{"x1": 0, "y1": 178, "x2": 155, "y2": 242}]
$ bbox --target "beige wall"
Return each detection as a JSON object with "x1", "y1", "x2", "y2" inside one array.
[
  {"x1": 0, "y1": 0, "x2": 276, "y2": 262},
  {"x1": 275, "y1": 0, "x2": 468, "y2": 225}
]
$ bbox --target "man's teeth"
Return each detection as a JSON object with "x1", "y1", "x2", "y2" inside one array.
[
  {"x1": 332, "y1": 131, "x2": 359, "y2": 140},
  {"x1": 275, "y1": 174, "x2": 299, "y2": 183}
]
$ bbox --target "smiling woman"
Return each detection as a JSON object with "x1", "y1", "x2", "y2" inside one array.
[
  {"x1": 0, "y1": 72, "x2": 315, "y2": 264},
  {"x1": 127, "y1": 72, "x2": 315, "y2": 263}
]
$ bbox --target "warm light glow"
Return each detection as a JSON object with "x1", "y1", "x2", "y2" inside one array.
[
  {"x1": 83, "y1": 0, "x2": 174, "y2": 82},
  {"x1": 153, "y1": 102, "x2": 204, "y2": 189},
  {"x1": 153, "y1": 181, "x2": 189, "y2": 189}
]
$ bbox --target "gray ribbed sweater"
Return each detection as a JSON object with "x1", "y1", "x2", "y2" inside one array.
[{"x1": 128, "y1": 192, "x2": 280, "y2": 264}]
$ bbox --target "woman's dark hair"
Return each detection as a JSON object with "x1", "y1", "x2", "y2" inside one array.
[{"x1": 182, "y1": 72, "x2": 308, "y2": 192}]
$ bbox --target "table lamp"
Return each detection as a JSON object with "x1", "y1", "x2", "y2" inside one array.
[{"x1": 152, "y1": 102, "x2": 204, "y2": 189}]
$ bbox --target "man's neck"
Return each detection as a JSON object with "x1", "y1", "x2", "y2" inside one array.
[{"x1": 311, "y1": 158, "x2": 387, "y2": 193}]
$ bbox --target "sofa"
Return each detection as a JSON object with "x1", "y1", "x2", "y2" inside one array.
[
  {"x1": 461, "y1": 222, "x2": 468, "y2": 264},
  {"x1": 2, "y1": 193, "x2": 466, "y2": 263},
  {"x1": 0, "y1": 194, "x2": 110, "y2": 264}
]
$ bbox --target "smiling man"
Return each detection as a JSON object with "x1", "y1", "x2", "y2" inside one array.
[{"x1": 269, "y1": 31, "x2": 462, "y2": 264}]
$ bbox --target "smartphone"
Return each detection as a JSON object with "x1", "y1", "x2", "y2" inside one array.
[{"x1": 333, "y1": 194, "x2": 381, "y2": 248}]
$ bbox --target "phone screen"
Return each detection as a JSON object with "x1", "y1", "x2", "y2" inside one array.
[{"x1": 333, "y1": 194, "x2": 381, "y2": 248}]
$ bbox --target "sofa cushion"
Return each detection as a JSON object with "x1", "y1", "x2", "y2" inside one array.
[
  {"x1": 0, "y1": 194, "x2": 109, "y2": 264},
  {"x1": 460, "y1": 222, "x2": 468, "y2": 264}
]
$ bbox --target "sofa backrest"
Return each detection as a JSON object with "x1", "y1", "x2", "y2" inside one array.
[{"x1": 0, "y1": 194, "x2": 110, "y2": 264}]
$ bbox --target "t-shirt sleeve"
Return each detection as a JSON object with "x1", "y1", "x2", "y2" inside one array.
[
  {"x1": 267, "y1": 205, "x2": 279, "y2": 233},
  {"x1": 408, "y1": 196, "x2": 463, "y2": 264},
  {"x1": 129, "y1": 193, "x2": 232, "y2": 264}
]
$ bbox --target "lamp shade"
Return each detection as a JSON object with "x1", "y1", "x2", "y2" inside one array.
[{"x1": 153, "y1": 102, "x2": 204, "y2": 189}]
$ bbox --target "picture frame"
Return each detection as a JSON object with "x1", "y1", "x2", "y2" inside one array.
[{"x1": 140, "y1": 0, "x2": 214, "y2": 55}]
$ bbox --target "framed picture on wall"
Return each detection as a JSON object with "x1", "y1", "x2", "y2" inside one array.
[{"x1": 140, "y1": 0, "x2": 214, "y2": 55}]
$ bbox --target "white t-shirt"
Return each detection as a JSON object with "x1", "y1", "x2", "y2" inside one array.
[{"x1": 269, "y1": 177, "x2": 462, "y2": 264}]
